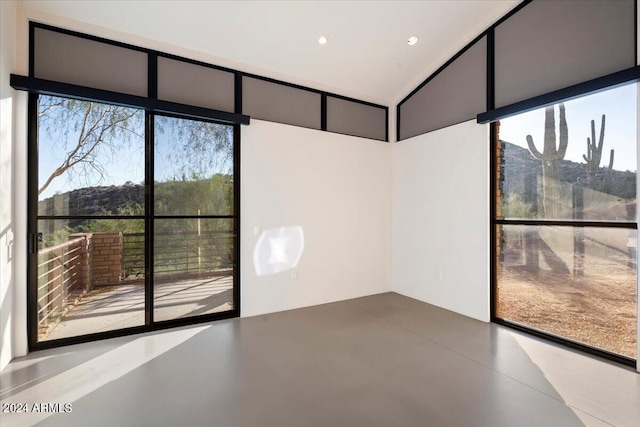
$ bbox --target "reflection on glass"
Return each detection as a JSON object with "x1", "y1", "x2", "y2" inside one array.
[
  {"x1": 37, "y1": 219, "x2": 145, "y2": 342},
  {"x1": 496, "y1": 225, "x2": 637, "y2": 359},
  {"x1": 154, "y1": 218, "x2": 234, "y2": 321},
  {"x1": 37, "y1": 95, "x2": 145, "y2": 216},
  {"x1": 154, "y1": 116, "x2": 234, "y2": 216},
  {"x1": 498, "y1": 84, "x2": 637, "y2": 221}
]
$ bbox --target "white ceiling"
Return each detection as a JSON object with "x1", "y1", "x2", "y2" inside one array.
[{"x1": 20, "y1": 0, "x2": 519, "y2": 105}]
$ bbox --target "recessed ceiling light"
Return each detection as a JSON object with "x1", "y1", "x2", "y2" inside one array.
[
  {"x1": 318, "y1": 35, "x2": 330, "y2": 45},
  {"x1": 407, "y1": 36, "x2": 418, "y2": 46}
]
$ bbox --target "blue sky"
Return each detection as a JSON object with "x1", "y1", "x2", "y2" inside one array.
[
  {"x1": 500, "y1": 83, "x2": 638, "y2": 173},
  {"x1": 38, "y1": 108, "x2": 232, "y2": 200}
]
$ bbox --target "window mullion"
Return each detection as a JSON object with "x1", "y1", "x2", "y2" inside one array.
[{"x1": 145, "y1": 111, "x2": 154, "y2": 326}]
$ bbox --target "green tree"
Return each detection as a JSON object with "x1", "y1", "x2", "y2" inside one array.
[
  {"x1": 78, "y1": 204, "x2": 145, "y2": 234},
  {"x1": 38, "y1": 96, "x2": 143, "y2": 196}
]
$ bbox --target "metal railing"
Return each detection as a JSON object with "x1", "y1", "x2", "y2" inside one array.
[
  {"x1": 122, "y1": 230, "x2": 234, "y2": 281},
  {"x1": 121, "y1": 232, "x2": 144, "y2": 281},
  {"x1": 37, "y1": 230, "x2": 234, "y2": 330},
  {"x1": 37, "y1": 237, "x2": 85, "y2": 328}
]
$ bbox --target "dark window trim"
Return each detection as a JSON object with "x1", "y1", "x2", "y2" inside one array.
[
  {"x1": 145, "y1": 111, "x2": 154, "y2": 327},
  {"x1": 321, "y1": 93, "x2": 327, "y2": 131},
  {"x1": 31, "y1": 310, "x2": 239, "y2": 352},
  {"x1": 494, "y1": 318, "x2": 636, "y2": 368},
  {"x1": 10, "y1": 74, "x2": 250, "y2": 126},
  {"x1": 37, "y1": 215, "x2": 147, "y2": 220},
  {"x1": 384, "y1": 107, "x2": 389, "y2": 142},
  {"x1": 28, "y1": 94, "x2": 241, "y2": 352},
  {"x1": 151, "y1": 215, "x2": 237, "y2": 219},
  {"x1": 233, "y1": 123, "x2": 241, "y2": 316},
  {"x1": 26, "y1": 93, "x2": 38, "y2": 351},
  {"x1": 633, "y1": 0, "x2": 640, "y2": 65},
  {"x1": 495, "y1": 219, "x2": 638, "y2": 229},
  {"x1": 489, "y1": 122, "x2": 497, "y2": 327},
  {"x1": 37, "y1": 215, "x2": 240, "y2": 221},
  {"x1": 486, "y1": 28, "x2": 495, "y2": 112},
  {"x1": 395, "y1": 104, "x2": 401, "y2": 142},
  {"x1": 28, "y1": 23, "x2": 35, "y2": 76},
  {"x1": 234, "y1": 72, "x2": 243, "y2": 114},
  {"x1": 478, "y1": 66, "x2": 640, "y2": 124},
  {"x1": 148, "y1": 53, "x2": 158, "y2": 99},
  {"x1": 491, "y1": 81, "x2": 639, "y2": 368},
  {"x1": 29, "y1": 21, "x2": 388, "y2": 141}
]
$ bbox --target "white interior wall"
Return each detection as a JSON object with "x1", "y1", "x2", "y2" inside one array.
[
  {"x1": 0, "y1": 0, "x2": 18, "y2": 372},
  {"x1": 241, "y1": 120, "x2": 392, "y2": 316},
  {"x1": 392, "y1": 119, "x2": 490, "y2": 322}
]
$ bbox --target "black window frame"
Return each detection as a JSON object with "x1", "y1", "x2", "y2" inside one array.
[
  {"x1": 488, "y1": 79, "x2": 639, "y2": 368},
  {"x1": 27, "y1": 94, "x2": 241, "y2": 351}
]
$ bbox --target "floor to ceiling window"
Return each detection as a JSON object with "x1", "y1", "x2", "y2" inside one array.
[
  {"x1": 493, "y1": 83, "x2": 638, "y2": 364},
  {"x1": 31, "y1": 95, "x2": 238, "y2": 347}
]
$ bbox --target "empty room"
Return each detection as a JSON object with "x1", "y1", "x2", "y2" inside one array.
[{"x1": 1, "y1": 1, "x2": 639, "y2": 426}]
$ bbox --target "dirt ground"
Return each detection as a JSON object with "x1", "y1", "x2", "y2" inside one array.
[{"x1": 497, "y1": 231, "x2": 637, "y2": 360}]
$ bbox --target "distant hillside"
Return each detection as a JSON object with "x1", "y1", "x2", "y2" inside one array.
[
  {"x1": 501, "y1": 140, "x2": 636, "y2": 201},
  {"x1": 39, "y1": 175, "x2": 233, "y2": 229},
  {"x1": 39, "y1": 182, "x2": 144, "y2": 226}
]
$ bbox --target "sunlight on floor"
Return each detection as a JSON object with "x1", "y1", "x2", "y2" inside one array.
[
  {"x1": 510, "y1": 331, "x2": 640, "y2": 427},
  {"x1": 0, "y1": 325, "x2": 210, "y2": 426}
]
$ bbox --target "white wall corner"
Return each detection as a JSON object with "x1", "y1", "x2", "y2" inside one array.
[
  {"x1": 392, "y1": 120, "x2": 490, "y2": 322},
  {"x1": 240, "y1": 121, "x2": 392, "y2": 317}
]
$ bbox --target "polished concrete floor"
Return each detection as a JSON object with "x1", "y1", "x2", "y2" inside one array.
[{"x1": 1, "y1": 292, "x2": 638, "y2": 427}]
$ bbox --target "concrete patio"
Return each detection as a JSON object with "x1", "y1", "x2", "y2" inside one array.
[{"x1": 43, "y1": 275, "x2": 233, "y2": 341}]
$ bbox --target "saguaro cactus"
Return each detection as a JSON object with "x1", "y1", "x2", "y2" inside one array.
[
  {"x1": 582, "y1": 114, "x2": 614, "y2": 192},
  {"x1": 526, "y1": 103, "x2": 568, "y2": 217}
]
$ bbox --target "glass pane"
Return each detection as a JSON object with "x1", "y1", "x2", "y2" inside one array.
[
  {"x1": 498, "y1": 84, "x2": 637, "y2": 221},
  {"x1": 496, "y1": 225, "x2": 637, "y2": 359},
  {"x1": 154, "y1": 218, "x2": 234, "y2": 321},
  {"x1": 37, "y1": 219, "x2": 145, "y2": 342},
  {"x1": 154, "y1": 116, "x2": 234, "y2": 216},
  {"x1": 37, "y1": 95, "x2": 145, "y2": 216}
]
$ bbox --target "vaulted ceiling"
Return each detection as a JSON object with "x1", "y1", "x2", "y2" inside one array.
[{"x1": 20, "y1": 0, "x2": 519, "y2": 105}]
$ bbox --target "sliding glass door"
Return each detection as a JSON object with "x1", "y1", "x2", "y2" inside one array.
[
  {"x1": 493, "y1": 83, "x2": 637, "y2": 363},
  {"x1": 153, "y1": 116, "x2": 236, "y2": 322},
  {"x1": 30, "y1": 95, "x2": 238, "y2": 347}
]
